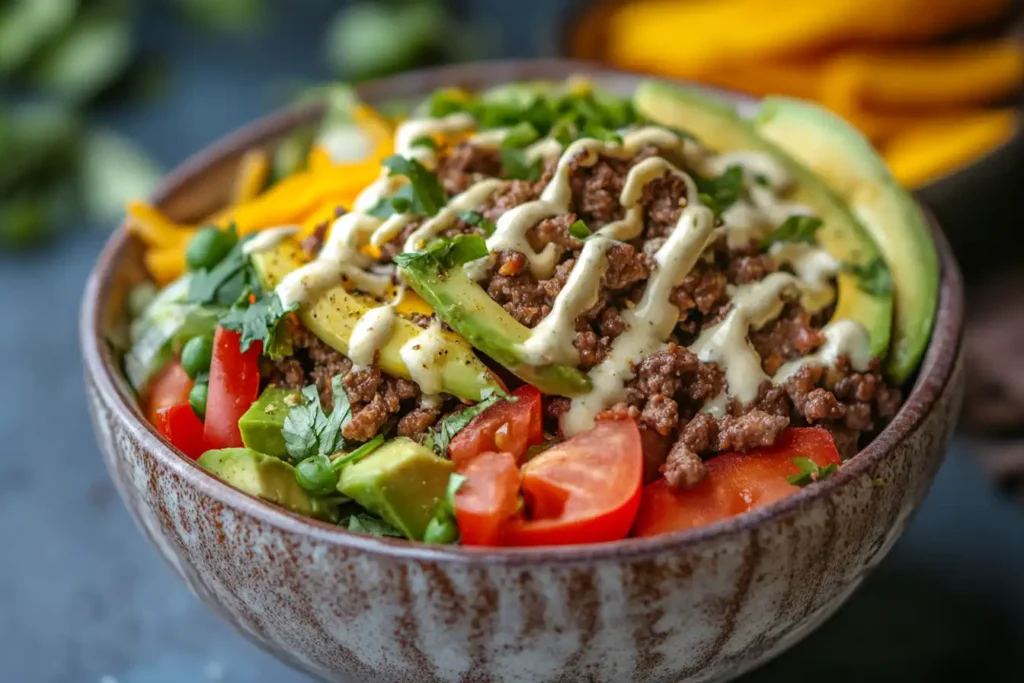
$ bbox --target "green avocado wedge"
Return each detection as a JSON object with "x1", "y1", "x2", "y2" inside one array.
[
  {"x1": 198, "y1": 448, "x2": 339, "y2": 522},
  {"x1": 754, "y1": 97, "x2": 938, "y2": 383},
  {"x1": 250, "y1": 240, "x2": 502, "y2": 402},
  {"x1": 634, "y1": 80, "x2": 893, "y2": 361},
  {"x1": 399, "y1": 257, "x2": 592, "y2": 396}
]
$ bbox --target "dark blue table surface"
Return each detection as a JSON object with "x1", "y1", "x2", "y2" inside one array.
[{"x1": 2, "y1": 3, "x2": 1023, "y2": 681}]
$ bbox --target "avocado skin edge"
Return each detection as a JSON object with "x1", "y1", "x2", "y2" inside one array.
[
  {"x1": 633, "y1": 79, "x2": 894, "y2": 363},
  {"x1": 753, "y1": 96, "x2": 938, "y2": 383}
]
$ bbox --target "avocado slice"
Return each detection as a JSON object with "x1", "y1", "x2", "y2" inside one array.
[
  {"x1": 250, "y1": 240, "x2": 502, "y2": 401},
  {"x1": 239, "y1": 386, "x2": 300, "y2": 459},
  {"x1": 753, "y1": 97, "x2": 938, "y2": 382},
  {"x1": 633, "y1": 80, "x2": 893, "y2": 360},
  {"x1": 399, "y1": 257, "x2": 592, "y2": 396},
  {"x1": 337, "y1": 437, "x2": 454, "y2": 541},
  {"x1": 198, "y1": 448, "x2": 339, "y2": 522}
]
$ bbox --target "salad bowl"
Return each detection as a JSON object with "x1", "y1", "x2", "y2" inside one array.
[{"x1": 82, "y1": 60, "x2": 964, "y2": 683}]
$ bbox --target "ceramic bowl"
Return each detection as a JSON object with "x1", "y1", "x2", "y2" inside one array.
[{"x1": 81, "y1": 61, "x2": 965, "y2": 683}]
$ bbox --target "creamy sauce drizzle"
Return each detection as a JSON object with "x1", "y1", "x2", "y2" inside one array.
[
  {"x1": 242, "y1": 225, "x2": 299, "y2": 256},
  {"x1": 399, "y1": 318, "x2": 450, "y2": 395},
  {"x1": 272, "y1": 105, "x2": 870, "y2": 416}
]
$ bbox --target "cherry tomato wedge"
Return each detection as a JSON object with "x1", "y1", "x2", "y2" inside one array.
[
  {"x1": 203, "y1": 327, "x2": 261, "y2": 450},
  {"x1": 142, "y1": 360, "x2": 193, "y2": 425},
  {"x1": 633, "y1": 428, "x2": 842, "y2": 537},
  {"x1": 503, "y1": 418, "x2": 643, "y2": 546},
  {"x1": 154, "y1": 403, "x2": 206, "y2": 460},
  {"x1": 448, "y1": 385, "x2": 543, "y2": 466},
  {"x1": 454, "y1": 451, "x2": 521, "y2": 546}
]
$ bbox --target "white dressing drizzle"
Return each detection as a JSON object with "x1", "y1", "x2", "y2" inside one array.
[
  {"x1": 242, "y1": 225, "x2": 300, "y2": 256},
  {"x1": 348, "y1": 304, "x2": 398, "y2": 368},
  {"x1": 394, "y1": 113, "x2": 477, "y2": 164},
  {"x1": 521, "y1": 234, "x2": 615, "y2": 366},
  {"x1": 399, "y1": 318, "x2": 450, "y2": 395},
  {"x1": 402, "y1": 179, "x2": 506, "y2": 253},
  {"x1": 773, "y1": 319, "x2": 872, "y2": 385}
]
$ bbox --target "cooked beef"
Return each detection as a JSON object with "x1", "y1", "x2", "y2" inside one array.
[
  {"x1": 265, "y1": 323, "x2": 445, "y2": 442},
  {"x1": 750, "y1": 304, "x2": 824, "y2": 375},
  {"x1": 717, "y1": 410, "x2": 789, "y2": 452},
  {"x1": 568, "y1": 145, "x2": 659, "y2": 226},
  {"x1": 435, "y1": 141, "x2": 503, "y2": 196},
  {"x1": 641, "y1": 172, "x2": 688, "y2": 238}
]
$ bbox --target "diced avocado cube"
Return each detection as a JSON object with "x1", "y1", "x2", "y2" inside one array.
[
  {"x1": 239, "y1": 386, "x2": 301, "y2": 458},
  {"x1": 198, "y1": 448, "x2": 339, "y2": 522},
  {"x1": 337, "y1": 437, "x2": 454, "y2": 541}
]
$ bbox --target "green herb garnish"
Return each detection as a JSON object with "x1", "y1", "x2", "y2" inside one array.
[
  {"x1": 282, "y1": 377, "x2": 352, "y2": 461},
  {"x1": 761, "y1": 215, "x2": 823, "y2": 250},
  {"x1": 843, "y1": 257, "x2": 893, "y2": 297},
  {"x1": 186, "y1": 226, "x2": 260, "y2": 307},
  {"x1": 392, "y1": 233, "x2": 490, "y2": 273},
  {"x1": 425, "y1": 390, "x2": 508, "y2": 456},
  {"x1": 329, "y1": 434, "x2": 385, "y2": 470},
  {"x1": 786, "y1": 457, "x2": 839, "y2": 487},
  {"x1": 219, "y1": 293, "x2": 297, "y2": 356},
  {"x1": 344, "y1": 512, "x2": 404, "y2": 537},
  {"x1": 500, "y1": 122, "x2": 543, "y2": 181},
  {"x1": 410, "y1": 135, "x2": 437, "y2": 150},
  {"x1": 694, "y1": 166, "x2": 744, "y2": 218},
  {"x1": 568, "y1": 219, "x2": 591, "y2": 240},
  {"x1": 459, "y1": 210, "x2": 497, "y2": 237},
  {"x1": 369, "y1": 154, "x2": 448, "y2": 218}
]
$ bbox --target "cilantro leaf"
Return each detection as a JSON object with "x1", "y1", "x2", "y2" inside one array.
[
  {"x1": 381, "y1": 155, "x2": 447, "y2": 216},
  {"x1": 426, "y1": 392, "x2": 508, "y2": 457},
  {"x1": 329, "y1": 434, "x2": 384, "y2": 470},
  {"x1": 568, "y1": 219, "x2": 591, "y2": 240},
  {"x1": 281, "y1": 377, "x2": 353, "y2": 461},
  {"x1": 761, "y1": 215, "x2": 823, "y2": 250},
  {"x1": 843, "y1": 257, "x2": 892, "y2": 297},
  {"x1": 694, "y1": 166, "x2": 744, "y2": 218},
  {"x1": 459, "y1": 210, "x2": 497, "y2": 237},
  {"x1": 186, "y1": 227, "x2": 259, "y2": 307},
  {"x1": 786, "y1": 457, "x2": 839, "y2": 487},
  {"x1": 392, "y1": 234, "x2": 490, "y2": 273},
  {"x1": 410, "y1": 135, "x2": 437, "y2": 151},
  {"x1": 219, "y1": 293, "x2": 297, "y2": 356},
  {"x1": 319, "y1": 375, "x2": 352, "y2": 457},
  {"x1": 282, "y1": 386, "x2": 323, "y2": 461},
  {"x1": 344, "y1": 512, "x2": 404, "y2": 537},
  {"x1": 500, "y1": 122, "x2": 543, "y2": 181}
]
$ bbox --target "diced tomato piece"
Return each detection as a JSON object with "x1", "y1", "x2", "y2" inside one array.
[
  {"x1": 155, "y1": 404, "x2": 206, "y2": 460},
  {"x1": 502, "y1": 418, "x2": 644, "y2": 546},
  {"x1": 448, "y1": 385, "x2": 543, "y2": 466},
  {"x1": 142, "y1": 361, "x2": 193, "y2": 425},
  {"x1": 632, "y1": 428, "x2": 842, "y2": 537},
  {"x1": 203, "y1": 327, "x2": 261, "y2": 449},
  {"x1": 454, "y1": 451, "x2": 521, "y2": 546}
]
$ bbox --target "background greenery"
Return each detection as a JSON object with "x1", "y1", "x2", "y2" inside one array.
[{"x1": 0, "y1": 0, "x2": 481, "y2": 249}]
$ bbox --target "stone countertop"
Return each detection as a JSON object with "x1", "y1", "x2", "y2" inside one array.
[{"x1": 2, "y1": 2, "x2": 1023, "y2": 681}]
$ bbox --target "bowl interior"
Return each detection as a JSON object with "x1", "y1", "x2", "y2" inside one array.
[{"x1": 82, "y1": 60, "x2": 965, "y2": 563}]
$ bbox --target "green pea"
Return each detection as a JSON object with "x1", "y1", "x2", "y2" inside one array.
[
  {"x1": 295, "y1": 455, "x2": 340, "y2": 496},
  {"x1": 185, "y1": 226, "x2": 237, "y2": 271},
  {"x1": 423, "y1": 515, "x2": 458, "y2": 545},
  {"x1": 181, "y1": 335, "x2": 214, "y2": 379},
  {"x1": 189, "y1": 382, "x2": 209, "y2": 419}
]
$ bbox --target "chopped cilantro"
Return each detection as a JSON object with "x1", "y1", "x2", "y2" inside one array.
[
  {"x1": 761, "y1": 215, "x2": 824, "y2": 250},
  {"x1": 370, "y1": 154, "x2": 448, "y2": 218},
  {"x1": 694, "y1": 166, "x2": 744, "y2": 218},
  {"x1": 344, "y1": 512, "x2": 404, "y2": 537},
  {"x1": 329, "y1": 434, "x2": 385, "y2": 471},
  {"x1": 281, "y1": 377, "x2": 352, "y2": 461},
  {"x1": 582, "y1": 123, "x2": 622, "y2": 145},
  {"x1": 843, "y1": 257, "x2": 892, "y2": 297},
  {"x1": 459, "y1": 210, "x2": 497, "y2": 237},
  {"x1": 786, "y1": 457, "x2": 839, "y2": 487},
  {"x1": 392, "y1": 234, "x2": 490, "y2": 273},
  {"x1": 425, "y1": 390, "x2": 508, "y2": 457},
  {"x1": 186, "y1": 227, "x2": 260, "y2": 307},
  {"x1": 754, "y1": 173, "x2": 771, "y2": 187},
  {"x1": 219, "y1": 293, "x2": 297, "y2": 356},
  {"x1": 410, "y1": 135, "x2": 437, "y2": 151},
  {"x1": 500, "y1": 122, "x2": 543, "y2": 181},
  {"x1": 568, "y1": 219, "x2": 591, "y2": 240}
]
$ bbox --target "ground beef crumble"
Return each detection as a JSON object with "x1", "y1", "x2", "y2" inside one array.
[
  {"x1": 264, "y1": 324, "x2": 453, "y2": 444},
  {"x1": 302, "y1": 140, "x2": 905, "y2": 478}
]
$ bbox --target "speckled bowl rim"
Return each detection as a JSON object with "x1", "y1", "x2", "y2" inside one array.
[{"x1": 81, "y1": 59, "x2": 964, "y2": 566}]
